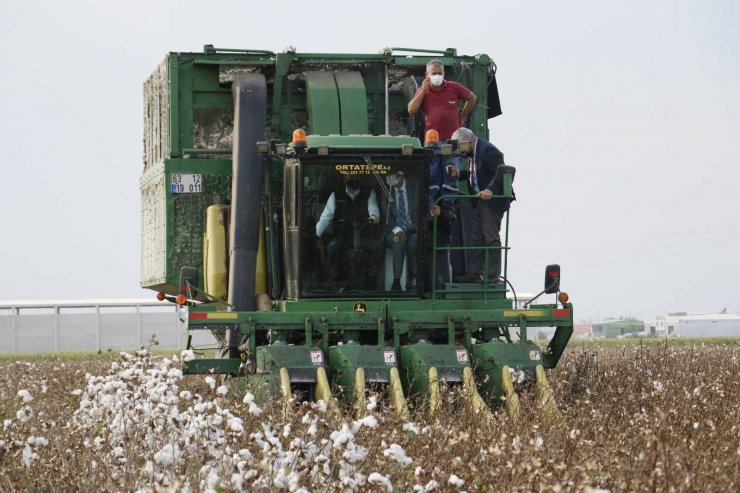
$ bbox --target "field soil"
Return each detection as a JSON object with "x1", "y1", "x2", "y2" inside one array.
[{"x1": 0, "y1": 342, "x2": 737, "y2": 492}]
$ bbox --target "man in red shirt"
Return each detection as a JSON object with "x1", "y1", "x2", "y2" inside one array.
[{"x1": 408, "y1": 60, "x2": 477, "y2": 222}]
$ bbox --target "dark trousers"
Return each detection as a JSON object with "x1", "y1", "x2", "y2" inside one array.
[
  {"x1": 469, "y1": 201, "x2": 505, "y2": 281},
  {"x1": 384, "y1": 231, "x2": 417, "y2": 281},
  {"x1": 327, "y1": 235, "x2": 381, "y2": 282}
]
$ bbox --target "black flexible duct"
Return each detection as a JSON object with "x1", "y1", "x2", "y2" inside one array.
[{"x1": 227, "y1": 73, "x2": 267, "y2": 359}]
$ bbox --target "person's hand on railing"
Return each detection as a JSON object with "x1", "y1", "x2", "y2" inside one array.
[
  {"x1": 430, "y1": 204, "x2": 441, "y2": 217},
  {"x1": 446, "y1": 163, "x2": 460, "y2": 177},
  {"x1": 393, "y1": 231, "x2": 406, "y2": 243},
  {"x1": 479, "y1": 189, "x2": 493, "y2": 200}
]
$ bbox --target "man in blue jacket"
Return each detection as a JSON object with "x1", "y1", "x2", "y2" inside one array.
[{"x1": 448, "y1": 127, "x2": 513, "y2": 284}]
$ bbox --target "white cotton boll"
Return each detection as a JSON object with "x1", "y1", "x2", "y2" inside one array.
[
  {"x1": 308, "y1": 424, "x2": 317, "y2": 436},
  {"x1": 204, "y1": 376, "x2": 216, "y2": 389},
  {"x1": 403, "y1": 422, "x2": 420, "y2": 435},
  {"x1": 534, "y1": 436, "x2": 544, "y2": 451},
  {"x1": 358, "y1": 415, "x2": 378, "y2": 429},
  {"x1": 448, "y1": 474, "x2": 464, "y2": 487},
  {"x1": 330, "y1": 428, "x2": 353, "y2": 449},
  {"x1": 343, "y1": 444, "x2": 369, "y2": 463},
  {"x1": 383, "y1": 443, "x2": 413, "y2": 466},
  {"x1": 206, "y1": 470, "x2": 220, "y2": 489},
  {"x1": 154, "y1": 444, "x2": 180, "y2": 466},
  {"x1": 367, "y1": 395, "x2": 378, "y2": 411},
  {"x1": 17, "y1": 389, "x2": 33, "y2": 403},
  {"x1": 425, "y1": 479, "x2": 439, "y2": 491},
  {"x1": 41, "y1": 385, "x2": 47, "y2": 394},
  {"x1": 27, "y1": 436, "x2": 49, "y2": 447},
  {"x1": 653, "y1": 380, "x2": 664, "y2": 393},
  {"x1": 21, "y1": 445, "x2": 36, "y2": 467},
  {"x1": 415, "y1": 466, "x2": 425, "y2": 477},
  {"x1": 231, "y1": 473, "x2": 244, "y2": 490},
  {"x1": 314, "y1": 400, "x2": 327, "y2": 413},
  {"x1": 16, "y1": 407, "x2": 33, "y2": 423},
  {"x1": 368, "y1": 472, "x2": 393, "y2": 492},
  {"x1": 216, "y1": 386, "x2": 228, "y2": 396},
  {"x1": 3, "y1": 419, "x2": 12, "y2": 429},
  {"x1": 283, "y1": 424, "x2": 292, "y2": 438},
  {"x1": 228, "y1": 417, "x2": 244, "y2": 434},
  {"x1": 243, "y1": 393, "x2": 262, "y2": 415}
]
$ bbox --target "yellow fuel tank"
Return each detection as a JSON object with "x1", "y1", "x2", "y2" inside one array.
[
  {"x1": 204, "y1": 205, "x2": 268, "y2": 301},
  {"x1": 203, "y1": 205, "x2": 229, "y2": 300}
]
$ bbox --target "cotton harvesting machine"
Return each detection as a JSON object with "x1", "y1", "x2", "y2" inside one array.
[{"x1": 140, "y1": 46, "x2": 573, "y2": 419}]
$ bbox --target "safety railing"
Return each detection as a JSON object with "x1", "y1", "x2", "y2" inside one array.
[{"x1": 430, "y1": 194, "x2": 511, "y2": 301}]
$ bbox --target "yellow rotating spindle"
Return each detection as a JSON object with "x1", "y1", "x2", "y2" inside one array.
[
  {"x1": 389, "y1": 367, "x2": 410, "y2": 420},
  {"x1": 428, "y1": 367, "x2": 440, "y2": 416},
  {"x1": 535, "y1": 364, "x2": 560, "y2": 419},
  {"x1": 354, "y1": 368, "x2": 367, "y2": 418},
  {"x1": 315, "y1": 367, "x2": 332, "y2": 402},
  {"x1": 500, "y1": 365, "x2": 520, "y2": 422},
  {"x1": 463, "y1": 367, "x2": 494, "y2": 423},
  {"x1": 279, "y1": 367, "x2": 292, "y2": 417}
]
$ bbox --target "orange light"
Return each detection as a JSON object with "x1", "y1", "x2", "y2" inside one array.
[
  {"x1": 424, "y1": 129, "x2": 440, "y2": 146},
  {"x1": 292, "y1": 128, "x2": 307, "y2": 145},
  {"x1": 558, "y1": 292, "x2": 569, "y2": 304},
  {"x1": 175, "y1": 294, "x2": 187, "y2": 306},
  {"x1": 156, "y1": 292, "x2": 166, "y2": 301}
]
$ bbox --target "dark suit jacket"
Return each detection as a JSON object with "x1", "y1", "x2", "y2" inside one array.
[
  {"x1": 383, "y1": 184, "x2": 418, "y2": 234},
  {"x1": 458, "y1": 137, "x2": 513, "y2": 211}
]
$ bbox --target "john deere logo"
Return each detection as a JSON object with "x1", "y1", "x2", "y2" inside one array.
[{"x1": 353, "y1": 303, "x2": 367, "y2": 313}]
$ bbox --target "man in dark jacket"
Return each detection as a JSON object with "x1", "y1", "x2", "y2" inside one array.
[
  {"x1": 316, "y1": 176, "x2": 381, "y2": 285},
  {"x1": 448, "y1": 127, "x2": 513, "y2": 284}
]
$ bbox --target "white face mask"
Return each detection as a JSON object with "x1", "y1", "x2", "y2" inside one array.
[{"x1": 429, "y1": 74, "x2": 444, "y2": 87}]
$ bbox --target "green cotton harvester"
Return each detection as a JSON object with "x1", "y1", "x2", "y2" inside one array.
[{"x1": 140, "y1": 45, "x2": 573, "y2": 419}]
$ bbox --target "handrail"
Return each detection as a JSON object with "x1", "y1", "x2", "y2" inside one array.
[{"x1": 430, "y1": 194, "x2": 511, "y2": 301}]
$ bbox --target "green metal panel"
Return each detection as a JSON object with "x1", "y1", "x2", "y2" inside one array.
[
  {"x1": 472, "y1": 341, "x2": 542, "y2": 402},
  {"x1": 305, "y1": 72, "x2": 341, "y2": 135},
  {"x1": 305, "y1": 134, "x2": 421, "y2": 148},
  {"x1": 140, "y1": 158, "x2": 232, "y2": 294},
  {"x1": 333, "y1": 72, "x2": 368, "y2": 134},
  {"x1": 399, "y1": 344, "x2": 469, "y2": 397},
  {"x1": 329, "y1": 345, "x2": 396, "y2": 402}
]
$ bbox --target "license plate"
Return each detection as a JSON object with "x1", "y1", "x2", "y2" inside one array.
[{"x1": 171, "y1": 174, "x2": 203, "y2": 193}]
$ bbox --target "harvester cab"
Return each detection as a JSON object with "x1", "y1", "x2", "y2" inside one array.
[{"x1": 140, "y1": 46, "x2": 573, "y2": 419}]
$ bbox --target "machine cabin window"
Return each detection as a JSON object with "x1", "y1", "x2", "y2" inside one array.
[{"x1": 300, "y1": 160, "x2": 424, "y2": 296}]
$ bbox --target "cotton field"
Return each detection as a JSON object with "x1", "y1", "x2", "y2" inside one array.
[{"x1": 0, "y1": 343, "x2": 737, "y2": 492}]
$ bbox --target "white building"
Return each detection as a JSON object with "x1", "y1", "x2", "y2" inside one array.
[{"x1": 644, "y1": 312, "x2": 740, "y2": 338}]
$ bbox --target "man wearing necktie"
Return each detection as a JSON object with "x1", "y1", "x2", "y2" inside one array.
[
  {"x1": 383, "y1": 171, "x2": 418, "y2": 292},
  {"x1": 448, "y1": 127, "x2": 513, "y2": 284}
]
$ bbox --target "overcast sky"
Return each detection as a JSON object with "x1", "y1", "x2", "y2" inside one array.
[{"x1": 1, "y1": 0, "x2": 738, "y2": 320}]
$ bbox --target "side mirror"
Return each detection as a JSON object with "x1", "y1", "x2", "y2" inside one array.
[{"x1": 544, "y1": 264, "x2": 560, "y2": 294}]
